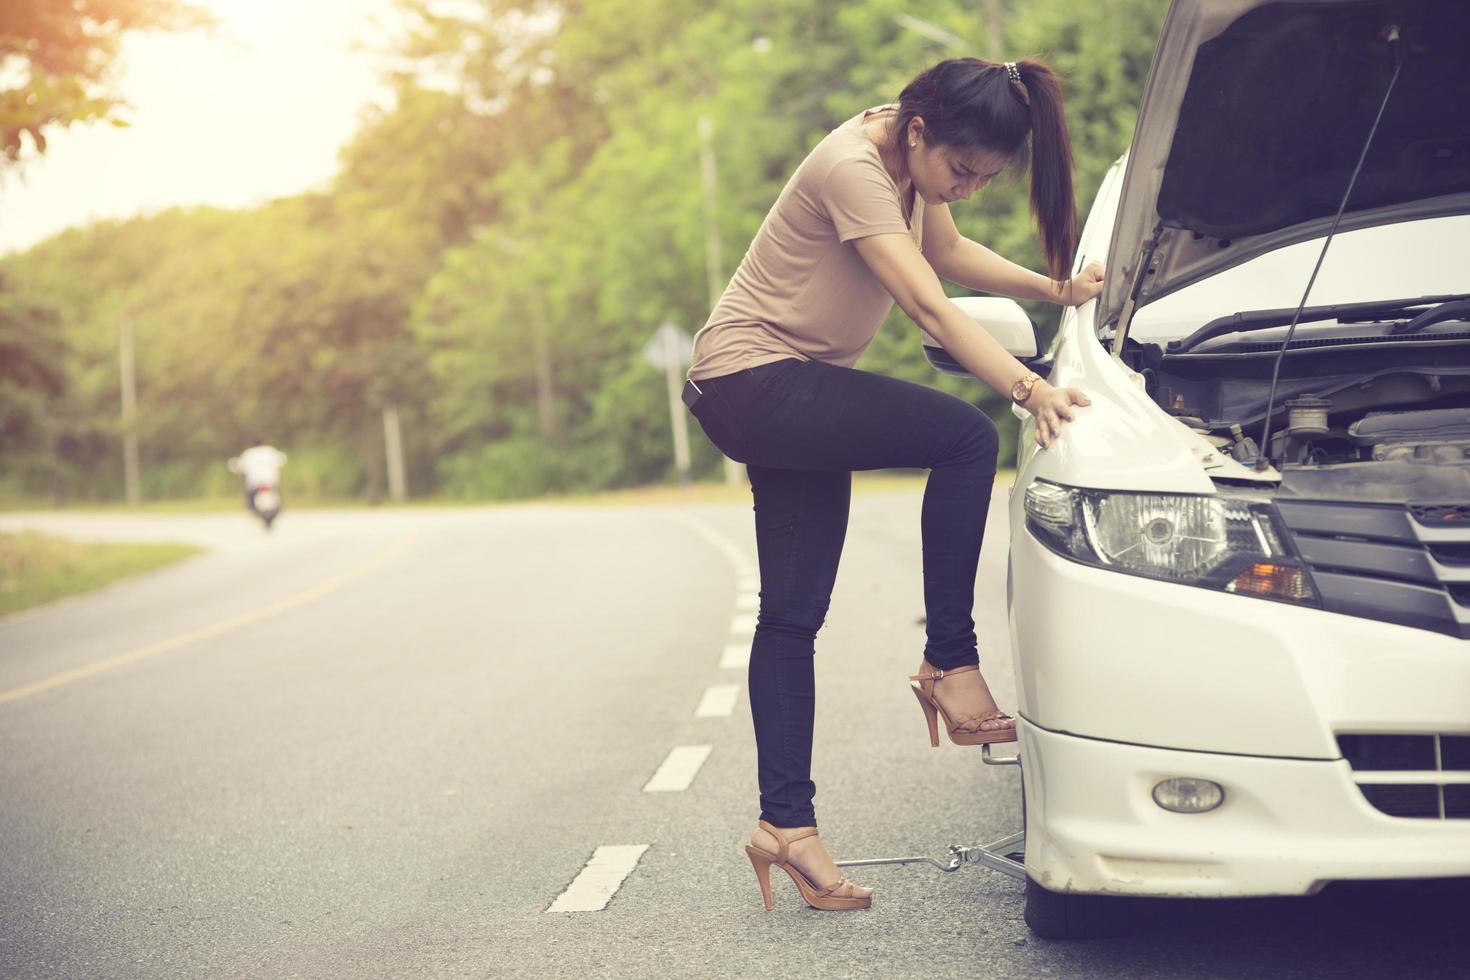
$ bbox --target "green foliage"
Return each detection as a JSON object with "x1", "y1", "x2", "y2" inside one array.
[
  {"x1": 0, "y1": 274, "x2": 65, "y2": 446},
  {"x1": 1, "y1": 0, "x2": 1170, "y2": 502},
  {"x1": 437, "y1": 438, "x2": 569, "y2": 500},
  {"x1": 0, "y1": 0, "x2": 212, "y2": 166},
  {"x1": 271, "y1": 446, "x2": 370, "y2": 501}
]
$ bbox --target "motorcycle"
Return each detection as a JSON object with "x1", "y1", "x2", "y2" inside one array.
[{"x1": 249, "y1": 484, "x2": 281, "y2": 530}]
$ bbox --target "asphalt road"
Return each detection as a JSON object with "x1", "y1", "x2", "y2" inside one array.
[{"x1": 1, "y1": 490, "x2": 1465, "y2": 978}]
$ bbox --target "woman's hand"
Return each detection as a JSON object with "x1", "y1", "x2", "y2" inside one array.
[
  {"x1": 1023, "y1": 381, "x2": 1091, "y2": 448},
  {"x1": 1060, "y1": 261, "x2": 1105, "y2": 306}
]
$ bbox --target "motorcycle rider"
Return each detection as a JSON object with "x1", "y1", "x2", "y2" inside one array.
[{"x1": 227, "y1": 440, "x2": 287, "y2": 528}]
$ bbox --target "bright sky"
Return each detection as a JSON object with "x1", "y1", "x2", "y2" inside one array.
[{"x1": 0, "y1": 0, "x2": 401, "y2": 256}]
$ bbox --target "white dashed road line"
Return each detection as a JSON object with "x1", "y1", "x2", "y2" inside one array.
[
  {"x1": 694, "y1": 684, "x2": 740, "y2": 718},
  {"x1": 551, "y1": 516, "x2": 753, "y2": 914},
  {"x1": 642, "y1": 745, "x2": 714, "y2": 792},
  {"x1": 545, "y1": 845, "x2": 650, "y2": 913}
]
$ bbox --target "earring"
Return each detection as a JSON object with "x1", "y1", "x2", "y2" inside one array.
[{"x1": 909, "y1": 140, "x2": 917, "y2": 148}]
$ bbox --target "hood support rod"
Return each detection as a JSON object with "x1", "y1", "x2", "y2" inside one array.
[
  {"x1": 1109, "y1": 221, "x2": 1164, "y2": 359},
  {"x1": 1254, "y1": 25, "x2": 1404, "y2": 469}
]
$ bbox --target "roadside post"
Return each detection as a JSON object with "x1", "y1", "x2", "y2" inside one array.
[
  {"x1": 642, "y1": 321, "x2": 694, "y2": 485},
  {"x1": 118, "y1": 315, "x2": 141, "y2": 506},
  {"x1": 696, "y1": 113, "x2": 747, "y2": 487},
  {"x1": 382, "y1": 402, "x2": 406, "y2": 502}
]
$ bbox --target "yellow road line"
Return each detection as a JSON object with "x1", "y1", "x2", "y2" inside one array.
[{"x1": 0, "y1": 531, "x2": 419, "y2": 706}]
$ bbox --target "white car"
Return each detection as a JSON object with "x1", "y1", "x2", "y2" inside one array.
[{"x1": 925, "y1": 0, "x2": 1470, "y2": 938}]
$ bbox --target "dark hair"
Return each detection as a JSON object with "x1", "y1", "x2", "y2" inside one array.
[{"x1": 892, "y1": 57, "x2": 1077, "y2": 281}]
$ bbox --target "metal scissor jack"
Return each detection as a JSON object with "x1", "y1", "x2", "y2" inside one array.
[{"x1": 834, "y1": 743, "x2": 1026, "y2": 881}]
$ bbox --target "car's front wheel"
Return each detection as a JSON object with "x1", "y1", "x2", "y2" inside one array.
[
  {"x1": 1020, "y1": 770, "x2": 1134, "y2": 939},
  {"x1": 1023, "y1": 877, "x2": 1134, "y2": 939}
]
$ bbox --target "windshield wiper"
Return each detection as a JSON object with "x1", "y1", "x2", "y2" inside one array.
[
  {"x1": 1389, "y1": 297, "x2": 1470, "y2": 335},
  {"x1": 1165, "y1": 292, "x2": 1470, "y2": 353}
]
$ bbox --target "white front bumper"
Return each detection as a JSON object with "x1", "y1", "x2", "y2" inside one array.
[
  {"x1": 1008, "y1": 523, "x2": 1470, "y2": 758},
  {"x1": 1021, "y1": 721, "x2": 1470, "y2": 897}
]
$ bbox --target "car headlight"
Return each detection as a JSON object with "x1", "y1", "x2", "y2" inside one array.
[{"x1": 1023, "y1": 480, "x2": 1316, "y2": 604}]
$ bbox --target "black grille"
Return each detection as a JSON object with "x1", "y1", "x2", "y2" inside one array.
[
  {"x1": 1411, "y1": 503, "x2": 1470, "y2": 526},
  {"x1": 1447, "y1": 786, "x2": 1470, "y2": 818},
  {"x1": 1443, "y1": 736, "x2": 1470, "y2": 771},
  {"x1": 1430, "y1": 544, "x2": 1470, "y2": 566},
  {"x1": 1339, "y1": 734, "x2": 1470, "y2": 820},
  {"x1": 1360, "y1": 784, "x2": 1440, "y2": 818},
  {"x1": 1339, "y1": 734, "x2": 1436, "y2": 770},
  {"x1": 1275, "y1": 500, "x2": 1470, "y2": 639}
]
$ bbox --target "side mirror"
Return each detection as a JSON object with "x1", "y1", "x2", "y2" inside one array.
[{"x1": 921, "y1": 297, "x2": 1050, "y2": 378}]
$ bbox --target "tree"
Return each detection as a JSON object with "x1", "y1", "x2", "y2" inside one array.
[
  {"x1": 0, "y1": 0, "x2": 211, "y2": 167},
  {"x1": 0, "y1": 275, "x2": 67, "y2": 497},
  {"x1": 0, "y1": 0, "x2": 1172, "y2": 501}
]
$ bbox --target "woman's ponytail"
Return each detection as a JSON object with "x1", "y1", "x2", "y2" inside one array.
[
  {"x1": 894, "y1": 56, "x2": 1079, "y2": 283},
  {"x1": 1016, "y1": 59, "x2": 1077, "y2": 282}
]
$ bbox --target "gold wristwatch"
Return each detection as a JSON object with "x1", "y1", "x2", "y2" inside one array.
[{"x1": 1010, "y1": 371, "x2": 1042, "y2": 406}]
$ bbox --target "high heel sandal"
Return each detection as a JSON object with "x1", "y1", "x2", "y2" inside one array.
[
  {"x1": 743, "y1": 820, "x2": 872, "y2": 911},
  {"x1": 908, "y1": 663, "x2": 1018, "y2": 747}
]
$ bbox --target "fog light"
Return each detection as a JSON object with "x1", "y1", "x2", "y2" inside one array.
[{"x1": 1152, "y1": 778, "x2": 1224, "y2": 813}]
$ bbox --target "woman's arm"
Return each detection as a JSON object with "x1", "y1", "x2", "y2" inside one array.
[
  {"x1": 852, "y1": 232, "x2": 1089, "y2": 448},
  {"x1": 921, "y1": 202, "x2": 1102, "y2": 305}
]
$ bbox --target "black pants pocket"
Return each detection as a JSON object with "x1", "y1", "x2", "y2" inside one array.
[{"x1": 688, "y1": 382, "x2": 749, "y2": 463}]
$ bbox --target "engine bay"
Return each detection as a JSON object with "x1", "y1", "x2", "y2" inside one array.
[{"x1": 1121, "y1": 337, "x2": 1470, "y2": 501}]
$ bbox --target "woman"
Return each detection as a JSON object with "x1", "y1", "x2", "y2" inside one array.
[{"x1": 684, "y1": 57, "x2": 1104, "y2": 911}]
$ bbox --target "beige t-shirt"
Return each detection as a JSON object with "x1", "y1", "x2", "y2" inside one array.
[{"x1": 687, "y1": 105, "x2": 923, "y2": 381}]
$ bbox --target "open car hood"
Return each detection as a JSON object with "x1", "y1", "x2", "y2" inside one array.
[{"x1": 1100, "y1": 0, "x2": 1470, "y2": 340}]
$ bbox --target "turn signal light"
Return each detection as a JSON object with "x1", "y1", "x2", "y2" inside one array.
[{"x1": 1225, "y1": 562, "x2": 1313, "y2": 602}]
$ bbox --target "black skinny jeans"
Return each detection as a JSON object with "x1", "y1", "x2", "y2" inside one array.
[{"x1": 686, "y1": 357, "x2": 1000, "y2": 828}]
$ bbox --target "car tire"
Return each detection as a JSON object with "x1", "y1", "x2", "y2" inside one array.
[
  {"x1": 1023, "y1": 878, "x2": 1132, "y2": 939},
  {"x1": 1020, "y1": 769, "x2": 1132, "y2": 940}
]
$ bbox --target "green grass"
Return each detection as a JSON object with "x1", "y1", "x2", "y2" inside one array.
[{"x1": 0, "y1": 532, "x2": 205, "y2": 617}]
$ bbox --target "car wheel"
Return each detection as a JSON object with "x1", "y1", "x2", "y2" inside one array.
[
  {"x1": 1023, "y1": 878, "x2": 1135, "y2": 939},
  {"x1": 1020, "y1": 769, "x2": 1132, "y2": 939}
]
